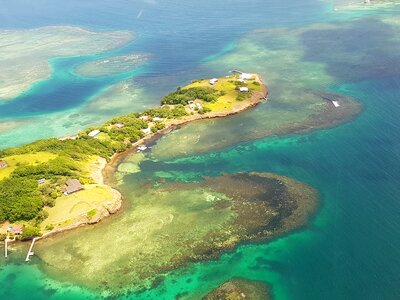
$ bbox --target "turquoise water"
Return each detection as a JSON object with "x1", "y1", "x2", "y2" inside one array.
[{"x1": 1, "y1": 0, "x2": 400, "y2": 299}]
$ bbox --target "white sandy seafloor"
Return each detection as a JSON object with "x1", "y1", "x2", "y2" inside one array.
[{"x1": 0, "y1": 26, "x2": 134, "y2": 101}]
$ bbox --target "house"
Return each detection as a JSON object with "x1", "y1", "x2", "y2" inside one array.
[
  {"x1": 114, "y1": 123, "x2": 124, "y2": 128},
  {"x1": 38, "y1": 178, "x2": 46, "y2": 185},
  {"x1": 196, "y1": 102, "x2": 203, "y2": 109},
  {"x1": 139, "y1": 115, "x2": 149, "y2": 121},
  {"x1": 239, "y1": 73, "x2": 253, "y2": 80},
  {"x1": 0, "y1": 160, "x2": 8, "y2": 169},
  {"x1": 189, "y1": 104, "x2": 196, "y2": 110},
  {"x1": 239, "y1": 87, "x2": 249, "y2": 92},
  {"x1": 141, "y1": 127, "x2": 152, "y2": 135},
  {"x1": 152, "y1": 117, "x2": 164, "y2": 122},
  {"x1": 88, "y1": 130, "x2": 100, "y2": 138},
  {"x1": 12, "y1": 225, "x2": 24, "y2": 235},
  {"x1": 209, "y1": 78, "x2": 218, "y2": 85},
  {"x1": 63, "y1": 179, "x2": 83, "y2": 195}
]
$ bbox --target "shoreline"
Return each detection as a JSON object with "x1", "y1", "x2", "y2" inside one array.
[
  {"x1": 104, "y1": 76, "x2": 268, "y2": 180},
  {"x1": 24, "y1": 76, "x2": 268, "y2": 242},
  {"x1": 25, "y1": 158, "x2": 123, "y2": 243}
]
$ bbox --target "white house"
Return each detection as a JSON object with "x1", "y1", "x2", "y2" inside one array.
[
  {"x1": 114, "y1": 123, "x2": 124, "y2": 128},
  {"x1": 239, "y1": 73, "x2": 253, "y2": 80},
  {"x1": 141, "y1": 127, "x2": 152, "y2": 135},
  {"x1": 239, "y1": 87, "x2": 249, "y2": 92},
  {"x1": 196, "y1": 102, "x2": 203, "y2": 109},
  {"x1": 152, "y1": 117, "x2": 164, "y2": 122},
  {"x1": 139, "y1": 115, "x2": 149, "y2": 121},
  {"x1": 88, "y1": 130, "x2": 101, "y2": 138},
  {"x1": 209, "y1": 78, "x2": 218, "y2": 85}
]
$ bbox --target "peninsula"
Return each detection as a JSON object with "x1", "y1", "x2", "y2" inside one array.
[{"x1": 0, "y1": 72, "x2": 267, "y2": 241}]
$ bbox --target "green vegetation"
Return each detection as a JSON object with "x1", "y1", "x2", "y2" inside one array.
[
  {"x1": 20, "y1": 225, "x2": 42, "y2": 241},
  {"x1": 87, "y1": 209, "x2": 97, "y2": 219},
  {"x1": 161, "y1": 87, "x2": 219, "y2": 105},
  {"x1": 144, "y1": 105, "x2": 187, "y2": 118}
]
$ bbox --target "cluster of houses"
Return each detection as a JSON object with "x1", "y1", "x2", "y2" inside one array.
[
  {"x1": 188, "y1": 100, "x2": 203, "y2": 111},
  {"x1": 209, "y1": 73, "x2": 252, "y2": 94}
]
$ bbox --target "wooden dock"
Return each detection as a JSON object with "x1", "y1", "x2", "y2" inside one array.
[
  {"x1": 4, "y1": 236, "x2": 8, "y2": 258},
  {"x1": 25, "y1": 238, "x2": 37, "y2": 262}
]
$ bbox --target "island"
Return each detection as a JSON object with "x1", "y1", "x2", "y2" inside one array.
[
  {"x1": 0, "y1": 72, "x2": 267, "y2": 242},
  {"x1": 0, "y1": 73, "x2": 320, "y2": 296}
]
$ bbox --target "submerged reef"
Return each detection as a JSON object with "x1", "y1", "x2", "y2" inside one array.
[
  {"x1": 203, "y1": 278, "x2": 272, "y2": 300},
  {"x1": 0, "y1": 26, "x2": 133, "y2": 100},
  {"x1": 35, "y1": 172, "x2": 317, "y2": 293}
]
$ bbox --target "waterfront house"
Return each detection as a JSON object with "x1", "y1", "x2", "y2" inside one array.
[
  {"x1": 239, "y1": 73, "x2": 253, "y2": 80},
  {"x1": 88, "y1": 130, "x2": 100, "y2": 138},
  {"x1": 139, "y1": 115, "x2": 149, "y2": 121},
  {"x1": 63, "y1": 179, "x2": 83, "y2": 195},
  {"x1": 12, "y1": 225, "x2": 24, "y2": 235},
  {"x1": 209, "y1": 78, "x2": 218, "y2": 85},
  {"x1": 152, "y1": 117, "x2": 163, "y2": 122},
  {"x1": 0, "y1": 160, "x2": 8, "y2": 169},
  {"x1": 196, "y1": 102, "x2": 203, "y2": 109},
  {"x1": 114, "y1": 123, "x2": 124, "y2": 128},
  {"x1": 239, "y1": 87, "x2": 249, "y2": 92}
]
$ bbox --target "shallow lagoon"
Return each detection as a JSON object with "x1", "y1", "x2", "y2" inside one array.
[{"x1": 1, "y1": 0, "x2": 400, "y2": 299}]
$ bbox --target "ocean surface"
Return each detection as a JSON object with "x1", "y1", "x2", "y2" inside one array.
[{"x1": 1, "y1": 0, "x2": 400, "y2": 299}]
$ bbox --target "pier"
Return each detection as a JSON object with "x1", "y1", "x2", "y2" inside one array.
[
  {"x1": 4, "y1": 236, "x2": 8, "y2": 258},
  {"x1": 25, "y1": 238, "x2": 37, "y2": 262}
]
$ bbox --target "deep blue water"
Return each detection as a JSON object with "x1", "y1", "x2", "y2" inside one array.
[
  {"x1": 1, "y1": 0, "x2": 400, "y2": 299},
  {"x1": 0, "y1": 0, "x2": 331, "y2": 119}
]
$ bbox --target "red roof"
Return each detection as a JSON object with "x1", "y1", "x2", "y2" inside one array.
[{"x1": 12, "y1": 225, "x2": 23, "y2": 235}]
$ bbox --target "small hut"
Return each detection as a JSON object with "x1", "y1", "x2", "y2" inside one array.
[
  {"x1": 63, "y1": 179, "x2": 83, "y2": 195},
  {"x1": 88, "y1": 130, "x2": 100, "y2": 138},
  {"x1": 12, "y1": 225, "x2": 24, "y2": 235},
  {"x1": 0, "y1": 160, "x2": 9, "y2": 169}
]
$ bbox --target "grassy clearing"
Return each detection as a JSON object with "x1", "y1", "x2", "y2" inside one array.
[
  {"x1": 0, "y1": 152, "x2": 57, "y2": 180},
  {"x1": 41, "y1": 185, "x2": 114, "y2": 230},
  {"x1": 186, "y1": 74, "x2": 263, "y2": 113}
]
